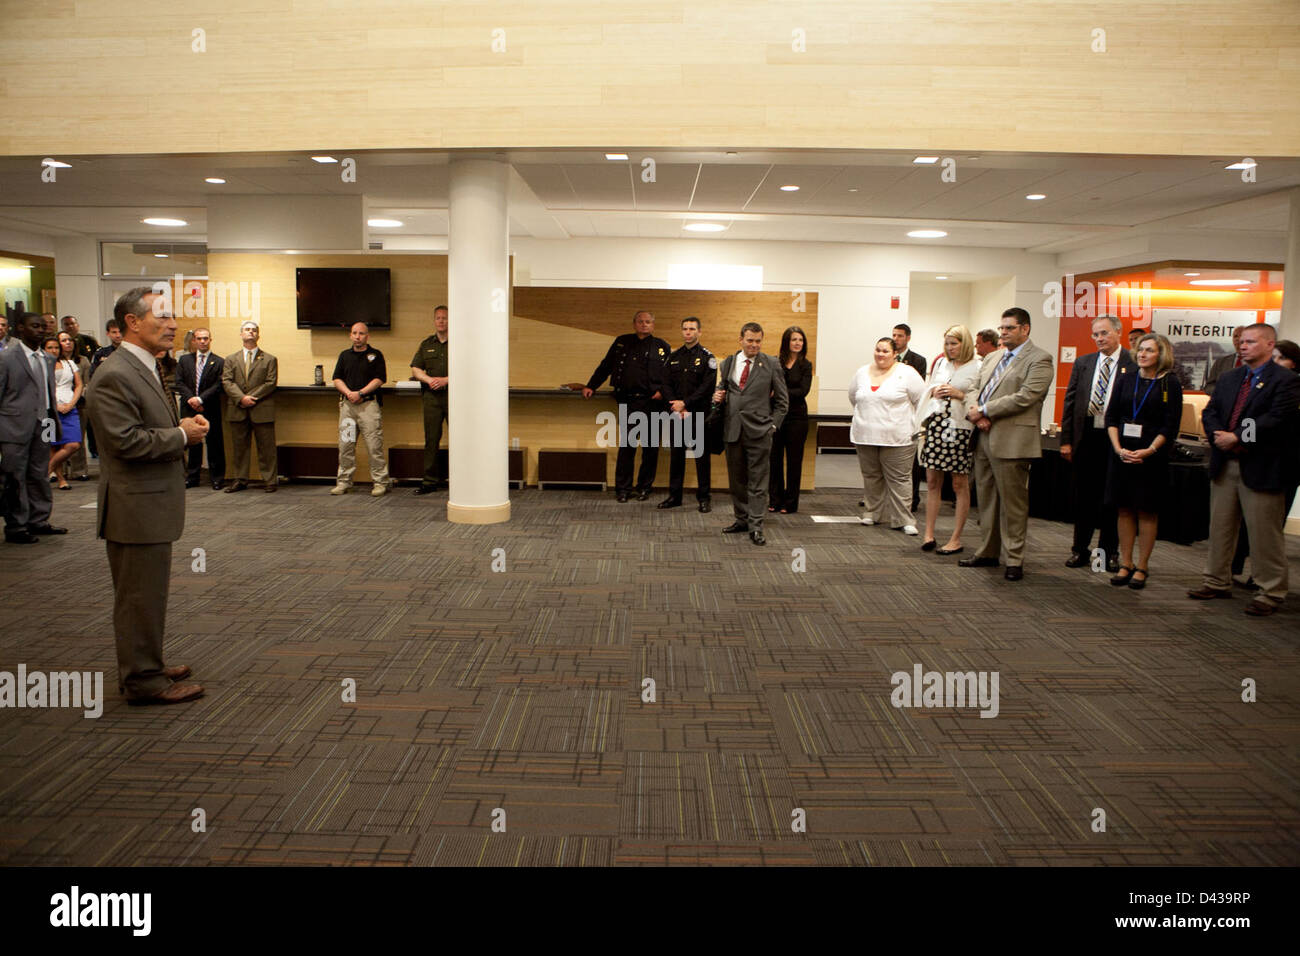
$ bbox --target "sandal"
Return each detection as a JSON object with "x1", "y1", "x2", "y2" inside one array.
[
  {"x1": 1110, "y1": 565, "x2": 1134, "y2": 586},
  {"x1": 1128, "y1": 567, "x2": 1149, "y2": 590}
]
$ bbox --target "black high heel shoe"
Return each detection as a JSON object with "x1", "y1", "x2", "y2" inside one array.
[
  {"x1": 1110, "y1": 565, "x2": 1133, "y2": 586},
  {"x1": 920, "y1": 539, "x2": 937, "y2": 552},
  {"x1": 1128, "y1": 567, "x2": 1149, "y2": 590}
]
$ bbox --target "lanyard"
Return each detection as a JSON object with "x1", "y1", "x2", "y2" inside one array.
[{"x1": 1132, "y1": 375, "x2": 1158, "y2": 419}]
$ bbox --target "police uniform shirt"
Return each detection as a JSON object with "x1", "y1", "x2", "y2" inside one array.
[
  {"x1": 411, "y1": 335, "x2": 448, "y2": 397},
  {"x1": 586, "y1": 333, "x2": 670, "y2": 396},
  {"x1": 665, "y1": 343, "x2": 717, "y2": 410},
  {"x1": 333, "y1": 346, "x2": 388, "y2": 405}
]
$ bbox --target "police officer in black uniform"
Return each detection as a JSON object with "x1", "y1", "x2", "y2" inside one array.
[
  {"x1": 583, "y1": 310, "x2": 670, "y2": 501},
  {"x1": 658, "y1": 316, "x2": 715, "y2": 512}
]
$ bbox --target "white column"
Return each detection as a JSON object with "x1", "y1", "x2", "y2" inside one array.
[
  {"x1": 446, "y1": 159, "x2": 510, "y2": 524},
  {"x1": 1282, "y1": 188, "x2": 1300, "y2": 534},
  {"x1": 53, "y1": 237, "x2": 101, "y2": 336}
]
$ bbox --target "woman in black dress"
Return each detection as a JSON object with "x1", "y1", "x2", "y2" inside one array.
[
  {"x1": 769, "y1": 326, "x2": 813, "y2": 513},
  {"x1": 1105, "y1": 333, "x2": 1183, "y2": 590}
]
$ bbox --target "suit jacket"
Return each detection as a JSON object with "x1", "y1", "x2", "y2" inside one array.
[
  {"x1": 0, "y1": 342, "x2": 59, "y2": 445},
  {"x1": 899, "y1": 349, "x2": 926, "y2": 379},
  {"x1": 964, "y1": 339, "x2": 1054, "y2": 459},
  {"x1": 222, "y1": 349, "x2": 277, "y2": 423},
  {"x1": 177, "y1": 351, "x2": 225, "y2": 418},
  {"x1": 1060, "y1": 348, "x2": 1136, "y2": 447},
  {"x1": 84, "y1": 347, "x2": 186, "y2": 544},
  {"x1": 719, "y1": 352, "x2": 789, "y2": 443},
  {"x1": 1201, "y1": 361, "x2": 1300, "y2": 491},
  {"x1": 1203, "y1": 351, "x2": 1239, "y2": 397}
]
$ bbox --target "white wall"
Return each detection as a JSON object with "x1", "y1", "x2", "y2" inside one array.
[{"x1": 908, "y1": 278, "x2": 972, "y2": 367}]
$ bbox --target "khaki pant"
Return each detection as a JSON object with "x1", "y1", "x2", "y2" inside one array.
[
  {"x1": 337, "y1": 399, "x2": 390, "y2": 486},
  {"x1": 972, "y1": 438, "x2": 1033, "y2": 567},
  {"x1": 230, "y1": 419, "x2": 277, "y2": 484},
  {"x1": 1203, "y1": 460, "x2": 1288, "y2": 605},
  {"x1": 856, "y1": 443, "x2": 914, "y2": 528}
]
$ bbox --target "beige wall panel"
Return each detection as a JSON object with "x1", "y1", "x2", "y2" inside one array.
[{"x1": 4, "y1": 1, "x2": 1296, "y2": 156}]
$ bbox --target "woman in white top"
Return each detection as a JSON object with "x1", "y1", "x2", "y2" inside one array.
[
  {"x1": 847, "y1": 337, "x2": 926, "y2": 533},
  {"x1": 915, "y1": 325, "x2": 982, "y2": 554},
  {"x1": 42, "y1": 335, "x2": 84, "y2": 490}
]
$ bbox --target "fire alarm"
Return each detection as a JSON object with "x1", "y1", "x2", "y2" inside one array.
[{"x1": 890, "y1": 296, "x2": 900, "y2": 309}]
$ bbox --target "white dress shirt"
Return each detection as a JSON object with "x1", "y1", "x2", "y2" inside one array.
[
  {"x1": 730, "y1": 351, "x2": 755, "y2": 386},
  {"x1": 1088, "y1": 348, "x2": 1121, "y2": 427}
]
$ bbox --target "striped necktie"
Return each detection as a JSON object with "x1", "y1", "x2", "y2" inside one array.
[
  {"x1": 1087, "y1": 355, "x2": 1113, "y2": 417},
  {"x1": 979, "y1": 351, "x2": 1014, "y2": 404}
]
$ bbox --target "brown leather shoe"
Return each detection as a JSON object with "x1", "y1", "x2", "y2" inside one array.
[
  {"x1": 1244, "y1": 600, "x2": 1279, "y2": 616},
  {"x1": 224, "y1": 480, "x2": 248, "y2": 494},
  {"x1": 263, "y1": 483, "x2": 278, "y2": 493},
  {"x1": 126, "y1": 682, "x2": 204, "y2": 705},
  {"x1": 163, "y1": 664, "x2": 192, "y2": 681},
  {"x1": 1186, "y1": 586, "x2": 1232, "y2": 600}
]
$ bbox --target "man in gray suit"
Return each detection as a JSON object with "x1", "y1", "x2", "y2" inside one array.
[
  {"x1": 86, "y1": 287, "x2": 207, "y2": 705},
  {"x1": 713, "y1": 322, "x2": 789, "y2": 546},
  {"x1": 960, "y1": 307, "x2": 1055, "y2": 580},
  {"x1": 0, "y1": 311, "x2": 65, "y2": 544}
]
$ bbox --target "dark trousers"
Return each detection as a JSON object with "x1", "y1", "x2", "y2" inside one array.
[
  {"x1": 668, "y1": 414, "x2": 711, "y2": 502},
  {"x1": 769, "y1": 416, "x2": 808, "y2": 512},
  {"x1": 107, "y1": 540, "x2": 173, "y2": 698},
  {"x1": 422, "y1": 396, "x2": 448, "y2": 484},
  {"x1": 726, "y1": 433, "x2": 773, "y2": 530},
  {"x1": 0, "y1": 427, "x2": 53, "y2": 531},
  {"x1": 184, "y1": 409, "x2": 225, "y2": 482},
  {"x1": 1071, "y1": 428, "x2": 1118, "y2": 557},
  {"x1": 86, "y1": 417, "x2": 98, "y2": 457},
  {"x1": 615, "y1": 396, "x2": 660, "y2": 493}
]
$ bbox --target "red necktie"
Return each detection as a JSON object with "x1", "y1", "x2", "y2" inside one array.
[
  {"x1": 1227, "y1": 371, "x2": 1253, "y2": 430},
  {"x1": 739, "y1": 358, "x2": 751, "y2": 390}
]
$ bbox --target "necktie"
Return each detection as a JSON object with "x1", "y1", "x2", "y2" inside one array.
[
  {"x1": 245, "y1": 350, "x2": 252, "y2": 376},
  {"x1": 979, "y1": 351, "x2": 1013, "y2": 404},
  {"x1": 155, "y1": 360, "x2": 178, "y2": 425},
  {"x1": 1227, "y1": 370, "x2": 1254, "y2": 430},
  {"x1": 30, "y1": 352, "x2": 48, "y2": 410},
  {"x1": 196, "y1": 352, "x2": 206, "y2": 390},
  {"x1": 1087, "y1": 356, "x2": 1113, "y2": 417},
  {"x1": 739, "y1": 358, "x2": 751, "y2": 390}
]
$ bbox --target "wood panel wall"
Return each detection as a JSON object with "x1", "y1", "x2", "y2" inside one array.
[{"x1": 4, "y1": 1, "x2": 1297, "y2": 156}]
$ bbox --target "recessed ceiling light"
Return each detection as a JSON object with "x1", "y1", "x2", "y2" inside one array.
[
  {"x1": 41, "y1": 159, "x2": 71, "y2": 168},
  {"x1": 725, "y1": 151, "x2": 739, "y2": 157},
  {"x1": 142, "y1": 217, "x2": 187, "y2": 227},
  {"x1": 684, "y1": 223, "x2": 727, "y2": 233},
  {"x1": 912, "y1": 156, "x2": 939, "y2": 165},
  {"x1": 311, "y1": 156, "x2": 338, "y2": 163},
  {"x1": 1188, "y1": 279, "x2": 1247, "y2": 286},
  {"x1": 367, "y1": 218, "x2": 403, "y2": 228},
  {"x1": 907, "y1": 229, "x2": 947, "y2": 239},
  {"x1": 1026, "y1": 194, "x2": 1046, "y2": 200},
  {"x1": 779, "y1": 185, "x2": 799, "y2": 191},
  {"x1": 1236, "y1": 288, "x2": 1250, "y2": 292},
  {"x1": 205, "y1": 177, "x2": 226, "y2": 184},
  {"x1": 154, "y1": 254, "x2": 169, "y2": 258},
  {"x1": 605, "y1": 153, "x2": 629, "y2": 161},
  {"x1": 935, "y1": 275, "x2": 949, "y2": 280},
  {"x1": 848, "y1": 188, "x2": 858, "y2": 193},
  {"x1": 1183, "y1": 272, "x2": 1201, "y2": 277},
  {"x1": 1224, "y1": 159, "x2": 1256, "y2": 170}
]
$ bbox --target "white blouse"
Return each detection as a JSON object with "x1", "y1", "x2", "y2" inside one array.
[
  {"x1": 847, "y1": 362, "x2": 926, "y2": 446},
  {"x1": 53, "y1": 358, "x2": 78, "y2": 405},
  {"x1": 915, "y1": 357, "x2": 982, "y2": 432}
]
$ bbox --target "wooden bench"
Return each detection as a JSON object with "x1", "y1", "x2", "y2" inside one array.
[
  {"x1": 816, "y1": 422, "x2": 854, "y2": 453},
  {"x1": 277, "y1": 444, "x2": 525, "y2": 488},
  {"x1": 537, "y1": 449, "x2": 608, "y2": 490}
]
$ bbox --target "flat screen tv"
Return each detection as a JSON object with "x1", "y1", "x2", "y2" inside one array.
[{"x1": 296, "y1": 268, "x2": 391, "y2": 330}]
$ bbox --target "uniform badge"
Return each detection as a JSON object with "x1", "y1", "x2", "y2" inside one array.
[
  {"x1": 367, "y1": 353, "x2": 376, "y2": 361},
  {"x1": 658, "y1": 347, "x2": 665, "y2": 356},
  {"x1": 708, "y1": 357, "x2": 718, "y2": 370},
  {"x1": 694, "y1": 357, "x2": 700, "y2": 366}
]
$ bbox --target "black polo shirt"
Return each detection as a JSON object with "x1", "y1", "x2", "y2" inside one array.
[{"x1": 332, "y1": 346, "x2": 387, "y2": 404}]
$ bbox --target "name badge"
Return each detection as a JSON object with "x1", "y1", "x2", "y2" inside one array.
[{"x1": 1123, "y1": 422, "x2": 1142, "y2": 438}]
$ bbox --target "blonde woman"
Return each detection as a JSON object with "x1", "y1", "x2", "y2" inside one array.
[
  {"x1": 848, "y1": 337, "x2": 926, "y2": 533},
  {"x1": 916, "y1": 325, "x2": 981, "y2": 553}
]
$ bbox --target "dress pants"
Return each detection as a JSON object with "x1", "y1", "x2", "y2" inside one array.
[
  {"x1": 972, "y1": 436, "x2": 1033, "y2": 567},
  {"x1": 422, "y1": 394, "x2": 448, "y2": 484},
  {"x1": 106, "y1": 540, "x2": 173, "y2": 698},
  {"x1": 668, "y1": 414, "x2": 711, "y2": 502},
  {"x1": 856, "y1": 443, "x2": 913, "y2": 528},
  {"x1": 0, "y1": 427, "x2": 53, "y2": 531},
  {"x1": 770, "y1": 416, "x2": 809, "y2": 511},
  {"x1": 337, "y1": 399, "x2": 390, "y2": 486},
  {"x1": 185, "y1": 412, "x2": 225, "y2": 483},
  {"x1": 1071, "y1": 427, "x2": 1118, "y2": 556},
  {"x1": 230, "y1": 419, "x2": 278, "y2": 484},
  {"x1": 1203, "y1": 460, "x2": 1288, "y2": 606},
  {"x1": 615, "y1": 395, "x2": 660, "y2": 494},
  {"x1": 726, "y1": 433, "x2": 773, "y2": 530}
]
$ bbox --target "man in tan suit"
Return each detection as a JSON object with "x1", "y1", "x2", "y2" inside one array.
[
  {"x1": 86, "y1": 287, "x2": 207, "y2": 704},
  {"x1": 959, "y1": 307, "x2": 1055, "y2": 580},
  {"x1": 222, "y1": 320, "x2": 279, "y2": 492}
]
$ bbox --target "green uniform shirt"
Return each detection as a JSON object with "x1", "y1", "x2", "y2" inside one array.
[{"x1": 411, "y1": 334, "x2": 449, "y2": 400}]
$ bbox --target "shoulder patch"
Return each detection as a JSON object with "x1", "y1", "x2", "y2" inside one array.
[
  {"x1": 367, "y1": 353, "x2": 376, "y2": 361},
  {"x1": 708, "y1": 357, "x2": 718, "y2": 370}
]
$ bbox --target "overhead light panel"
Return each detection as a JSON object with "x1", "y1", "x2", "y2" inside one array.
[
  {"x1": 142, "y1": 217, "x2": 187, "y2": 227},
  {"x1": 1189, "y1": 279, "x2": 1248, "y2": 286},
  {"x1": 605, "y1": 153, "x2": 629, "y2": 161},
  {"x1": 154, "y1": 254, "x2": 169, "y2": 258},
  {"x1": 205, "y1": 177, "x2": 226, "y2": 184},
  {"x1": 1224, "y1": 160, "x2": 1256, "y2": 170},
  {"x1": 684, "y1": 223, "x2": 726, "y2": 233},
  {"x1": 367, "y1": 218, "x2": 403, "y2": 228},
  {"x1": 41, "y1": 159, "x2": 72, "y2": 168},
  {"x1": 311, "y1": 155, "x2": 338, "y2": 163},
  {"x1": 912, "y1": 156, "x2": 939, "y2": 165},
  {"x1": 1183, "y1": 272, "x2": 1201, "y2": 277},
  {"x1": 1026, "y1": 194, "x2": 1046, "y2": 200},
  {"x1": 779, "y1": 185, "x2": 799, "y2": 192},
  {"x1": 935, "y1": 275, "x2": 949, "y2": 280},
  {"x1": 907, "y1": 229, "x2": 947, "y2": 239}
]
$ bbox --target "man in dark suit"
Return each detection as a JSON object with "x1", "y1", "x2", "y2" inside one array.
[
  {"x1": 1188, "y1": 323, "x2": 1300, "y2": 616},
  {"x1": 1202, "y1": 325, "x2": 1246, "y2": 396},
  {"x1": 1060, "y1": 315, "x2": 1135, "y2": 571},
  {"x1": 176, "y1": 327, "x2": 226, "y2": 489},
  {"x1": 222, "y1": 320, "x2": 279, "y2": 493},
  {"x1": 713, "y1": 322, "x2": 789, "y2": 546},
  {"x1": 0, "y1": 312, "x2": 65, "y2": 543},
  {"x1": 85, "y1": 287, "x2": 207, "y2": 704},
  {"x1": 61, "y1": 315, "x2": 99, "y2": 363},
  {"x1": 960, "y1": 307, "x2": 1055, "y2": 580},
  {"x1": 893, "y1": 324, "x2": 928, "y2": 511}
]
